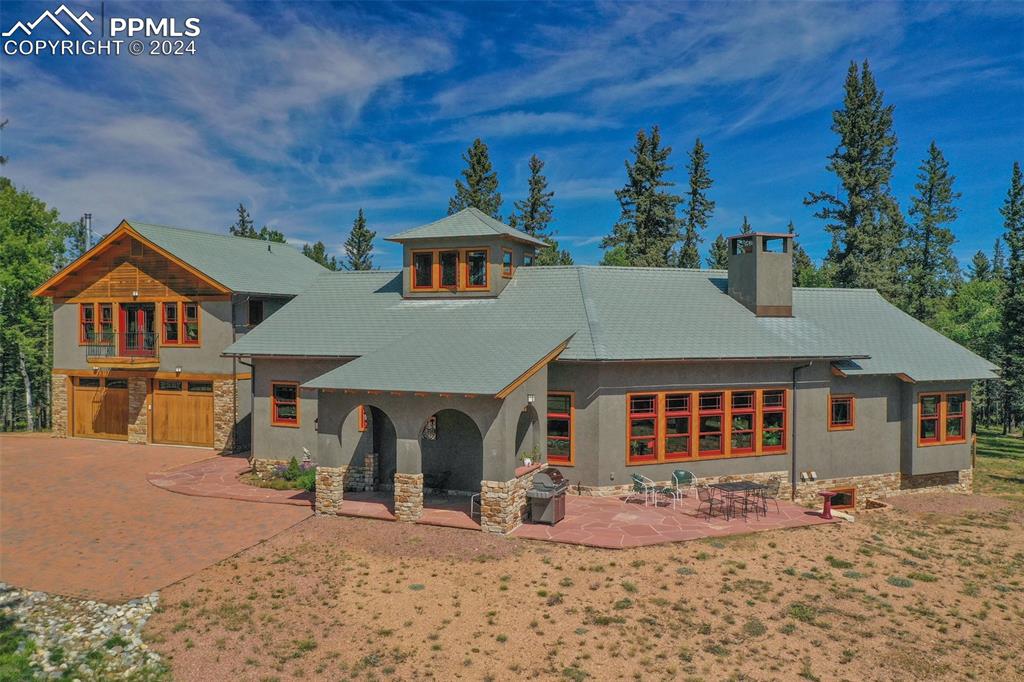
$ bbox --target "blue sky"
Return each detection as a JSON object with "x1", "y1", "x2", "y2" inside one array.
[{"x1": 2, "y1": 1, "x2": 1022, "y2": 270}]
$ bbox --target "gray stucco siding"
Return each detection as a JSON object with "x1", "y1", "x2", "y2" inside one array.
[{"x1": 53, "y1": 299, "x2": 236, "y2": 374}]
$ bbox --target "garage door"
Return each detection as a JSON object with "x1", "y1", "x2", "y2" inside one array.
[
  {"x1": 72, "y1": 377, "x2": 128, "y2": 440},
  {"x1": 152, "y1": 379, "x2": 214, "y2": 447}
]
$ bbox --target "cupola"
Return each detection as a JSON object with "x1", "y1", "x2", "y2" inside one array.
[
  {"x1": 726, "y1": 232, "x2": 793, "y2": 317},
  {"x1": 385, "y1": 208, "x2": 547, "y2": 298}
]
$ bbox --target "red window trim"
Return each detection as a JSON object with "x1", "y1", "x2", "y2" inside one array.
[
  {"x1": 944, "y1": 392, "x2": 967, "y2": 443},
  {"x1": 79, "y1": 303, "x2": 95, "y2": 344},
  {"x1": 627, "y1": 393, "x2": 659, "y2": 464},
  {"x1": 663, "y1": 393, "x2": 691, "y2": 461},
  {"x1": 181, "y1": 302, "x2": 200, "y2": 346},
  {"x1": 698, "y1": 391, "x2": 725, "y2": 456},
  {"x1": 358, "y1": 405, "x2": 368, "y2": 432},
  {"x1": 162, "y1": 302, "x2": 179, "y2": 345},
  {"x1": 410, "y1": 250, "x2": 436, "y2": 291},
  {"x1": 271, "y1": 381, "x2": 299, "y2": 427},
  {"x1": 761, "y1": 390, "x2": 786, "y2": 453},
  {"x1": 918, "y1": 391, "x2": 968, "y2": 446},
  {"x1": 730, "y1": 391, "x2": 755, "y2": 454},
  {"x1": 547, "y1": 391, "x2": 574, "y2": 466},
  {"x1": 828, "y1": 394, "x2": 856, "y2": 431},
  {"x1": 918, "y1": 393, "x2": 942, "y2": 445}
]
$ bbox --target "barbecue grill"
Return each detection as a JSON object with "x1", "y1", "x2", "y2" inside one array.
[{"x1": 527, "y1": 467, "x2": 569, "y2": 524}]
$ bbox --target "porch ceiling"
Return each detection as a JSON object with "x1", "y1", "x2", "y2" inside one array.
[{"x1": 303, "y1": 327, "x2": 573, "y2": 396}]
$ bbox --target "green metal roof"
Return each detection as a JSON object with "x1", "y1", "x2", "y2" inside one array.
[
  {"x1": 385, "y1": 207, "x2": 548, "y2": 247},
  {"x1": 303, "y1": 327, "x2": 572, "y2": 395},
  {"x1": 224, "y1": 266, "x2": 997, "y2": 382},
  {"x1": 127, "y1": 221, "x2": 327, "y2": 295}
]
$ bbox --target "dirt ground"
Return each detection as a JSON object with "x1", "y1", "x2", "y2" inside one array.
[{"x1": 145, "y1": 492, "x2": 1024, "y2": 681}]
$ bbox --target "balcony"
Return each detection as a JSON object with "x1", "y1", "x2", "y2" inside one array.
[{"x1": 85, "y1": 332, "x2": 160, "y2": 368}]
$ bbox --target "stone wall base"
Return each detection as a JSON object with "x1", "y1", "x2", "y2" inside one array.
[
  {"x1": 575, "y1": 468, "x2": 974, "y2": 511},
  {"x1": 213, "y1": 379, "x2": 236, "y2": 453},
  {"x1": 480, "y1": 468, "x2": 540, "y2": 534},
  {"x1": 51, "y1": 374, "x2": 68, "y2": 438},
  {"x1": 126, "y1": 377, "x2": 148, "y2": 444},
  {"x1": 315, "y1": 465, "x2": 347, "y2": 516},
  {"x1": 393, "y1": 472, "x2": 424, "y2": 522},
  {"x1": 345, "y1": 453, "x2": 377, "y2": 492},
  {"x1": 252, "y1": 458, "x2": 289, "y2": 480}
]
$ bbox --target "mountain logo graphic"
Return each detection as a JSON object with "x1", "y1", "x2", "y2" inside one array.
[{"x1": 3, "y1": 4, "x2": 95, "y2": 37}]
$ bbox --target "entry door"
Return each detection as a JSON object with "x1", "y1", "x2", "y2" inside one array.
[{"x1": 119, "y1": 304, "x2": 155, "y2": 356}]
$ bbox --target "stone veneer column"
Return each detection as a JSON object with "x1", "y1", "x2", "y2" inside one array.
[
  {"x1": 212, "y1": 379, "x2": 235, "y2": 453},
  {"x1": 958, "y1": 467, "x2": 973, "y2": 493},
  {"x1": 51, "y1": 374, "x2": 69, "y2": 438},
  {"x1": 480, "y1": 468, "x2": 539, "y2": 535},
  {"x1": 126, "y1": 377, "x2": 148, "y2": 444},
  {"x1": 315, "y1": 465, "x2": 347, "y2": 516},
  {"x1": 393, "y1": 472, "x2": 423, "y2": 522}
]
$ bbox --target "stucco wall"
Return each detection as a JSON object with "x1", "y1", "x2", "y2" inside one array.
[{"x1": 53, "y1": 300, "x2": 235, "y2": 374}]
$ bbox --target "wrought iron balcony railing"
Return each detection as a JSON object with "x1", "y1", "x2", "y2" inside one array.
[{"x1": 85, "y1": 332, "x2": 159, "y2": 360}]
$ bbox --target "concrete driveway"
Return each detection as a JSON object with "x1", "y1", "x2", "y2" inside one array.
[{"x1": 0, "y1": 434, "x2": 311, "y2": 602}]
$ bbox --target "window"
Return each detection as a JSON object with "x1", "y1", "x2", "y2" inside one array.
[
  {"x1": 501, "y1": 249, "x2": 514, "y2": 278},
  {"x1": 523, "y1": 253, "x2": 535, "y2": 267},
  {"x1": 130, "y1": 240, "x2": 144, "y2": 257},
  {"x1": 663, "y1": 393, "x2": 691, "y2": 460},
  {"x1": 919, "y1": 394, "x2": 941, "y2": 444},
  {"x1": 831, "y1": 488, "x2": 856, "y2": 510},
  {"x1": 547, "y1": 393, "x2": 574, "y2": 465},
  {"x1": 946, "y1": 393, "x2": 967, "y2": 443},
  {"x1": 698, "y1": 392, "x2": 724, "y2": 455},
  {"x1": 182, "y1": 303, "x2": 200, "y2": 345},
  {"x1": 248, "y1": 299, "x2": 264, "y2": 326},
  {"x1": 162, "y1": 303, "x2": 178, "y2": 344},
  {"x1": 919, "y1": 391, "x2": 968, "y2": 445},
  {"x1": 412, "y1": 252, "x2": 434, "y2": 290},
  {"x1": 98, "y1": 304, "x2": 114, "y2": 342},
  {"x1": 628, "y1": 394, "x2": 658, "y2": 463},
  {"x1": 828, "y1": 395, "x2": 855, "y2": 431},
  {"x1": 358, "y1": 405, "x2": 368, "y2": 432},
  {"x1": 761, "y1": 390, "x2": 786, "y2": 452},
  {"x1": 466, "y1": 249, "x2": 488, "y2": 289},
  {"x1": 626, "y1": 388, "x2": 788, "y2": 464},
  {"x1": 440, "y1": 251, "x2": 459, "y2": 288},
  {"x1": 188, "y1": 381, "x2": 213, "y2": 393},
  {"x1": 157, "y1": 380, "x2": 182, "y2": 391},
  {"x1": 80, "y1": 304, "x2": 95, "y2": 343},
  {"x1": 272, "y1": 382, "x2": 299, "y2": 427},
  {"x1": 730, "y1": 391, "x2": 755, "y2": 454},
  {"x1": 105, "y1": 378, "x2": 128, "y2": 389},
  {"x1": 78, "y1": 377, "x2": 101, "y2": 387}
]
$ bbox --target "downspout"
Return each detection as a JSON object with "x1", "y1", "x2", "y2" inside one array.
[{"x1": 791, "y1": 361, "x2": 813, "y2": 501}]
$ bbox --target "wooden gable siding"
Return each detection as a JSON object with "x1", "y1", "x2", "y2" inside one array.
[{"x1": 53, "y1": 236, "x2": 225, "y2": 302}]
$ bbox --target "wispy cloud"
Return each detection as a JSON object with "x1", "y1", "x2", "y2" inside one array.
[{"x1": 435, "y1": 111, "x2": 616, "y2": 141}]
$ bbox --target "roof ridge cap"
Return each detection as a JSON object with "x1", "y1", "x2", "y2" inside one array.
[
  {"x1": 128, "y1": 220, "x2": 305, "y2": 250},
  {"x1": 576, "y1": 267, "x2": 604, "y2": 358}
]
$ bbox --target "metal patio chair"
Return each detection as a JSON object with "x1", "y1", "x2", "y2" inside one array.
[
  {"x1": 696, "y1": 484, "x2": 725, "y2": 520},
  {"x1": 626, "y1": 473, "x2": 658, "y2": 506}
]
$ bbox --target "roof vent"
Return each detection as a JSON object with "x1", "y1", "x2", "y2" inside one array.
[{"x1": 727, "y1": 233, "x2": 793, "y2": 317}]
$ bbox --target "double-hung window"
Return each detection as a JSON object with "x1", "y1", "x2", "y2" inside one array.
[
  {"x1": 98, "y1": 304, "x2": 114, "y2": 342},
  {"x1": 698, "y1": 392, "x2": 724, "y2": 456},
  {"x1": 182, "y1": 303, "x2": 200, "y2": 345},
  {"x1": 919, "y1": 392, "x2": 967, "y2": 445},
  {"x1": 919, "y1": 394, "x2": 941, "y2": 444},
  {"x1": 628, "y1": 394, "x2": 658, "y2": 462},
  {"x1": 828, "y1": 395, "x2": 855, "y2": 430},
  {"x1": 761, "y1": 390, "x2": 786, "y2": 452},
  {"x1": 272, "y1": 382, "x2": 299, "y2": 427},
  {"x1": 730, "y1": 391, "x2": 755, "y2": 454},
  {"x1": 547, "y1": 393, "x2": 573, "y2": 465},
  {"x1": 663, "y1": 393, "x2": 691, "y2": 460},
  {"x1": 162, "y1": 303, "x2": 179, "y2": 344},
  {"x1": 79, "y1": 303, "x2": 95, "y2": 343}
]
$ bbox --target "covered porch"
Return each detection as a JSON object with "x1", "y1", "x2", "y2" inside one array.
[{"x1": 304, "y1": 327, "x2": 571, "y2": 534}]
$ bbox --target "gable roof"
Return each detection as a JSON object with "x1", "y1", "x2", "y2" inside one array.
[
  {"x1": 225, "y1": 266, "x2": 997, "y2": 382},
  {"x1": 304, "y1": 327, "x2": 573, "y2": 396},
  {"x1": 33, "y1": 220, "x2": 326, "y2": 298},
  {"x1": 385, "y1": 207, "x2": 548, "y2": 247}
]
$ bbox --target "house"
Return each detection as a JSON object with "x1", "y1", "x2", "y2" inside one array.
[
  {"x1": 32, "y1": 220, "x2": 326, "y2": 451},
  {"x1": 219, "y1": 208, "x2": 997, "y2": 533}
]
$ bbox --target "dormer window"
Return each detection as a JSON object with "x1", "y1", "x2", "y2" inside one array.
[
  {"x1": 409, "y1": 247, "x2": 489, "y2": 292},
  {"x1": 466, "y1": 249, "x2": 488, "y2": 290},
  {"x1": 412, "y1": 251, "x2": 434, "y2": 290},
  {"x1": 501, "y1": 249, "x2": 514, "y2": 278},
  {"x1": 440, "y1": 251, "x2": 459, "y2": 288},
  {"x1": 523, "y1": 253, "x2": 535, "y2": 267}
]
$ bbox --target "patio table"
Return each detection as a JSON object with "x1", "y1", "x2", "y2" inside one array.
[{"x1": 709, "y1": 481, "x2": 767, "y2": 520}]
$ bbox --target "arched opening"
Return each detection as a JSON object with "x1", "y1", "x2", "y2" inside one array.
[
  {"x1": 515, "y1": 405, "x2": 540, "y2": 463},
  {"x1": 340, "y1": 404, "x2": 396, "y2": 492},
  {"x1": 420, "y1": 409, "x2": 483, "y2": 496}
]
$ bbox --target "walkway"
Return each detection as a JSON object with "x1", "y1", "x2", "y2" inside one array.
[
  {"x1": 511, "y1": 493, "x2": 836, "y2": 548},
  {"x1": 147, "y1": 455, "x2": 313, "y2": 506},
  {"x1": 0, "y1": 435, "x2": 312, "y2": 602}
]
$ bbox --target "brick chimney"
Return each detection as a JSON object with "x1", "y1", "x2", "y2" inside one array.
[{"x1": 727, "y1": 233, "x2": 793, "y2": 317}]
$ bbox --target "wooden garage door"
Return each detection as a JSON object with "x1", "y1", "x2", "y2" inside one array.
[
  {"x1": 152, "y1": 379, "x2": 214, "y2": 447},
  {"x1": 72, "y1": 377, "x2": 129, "y2": 440}
]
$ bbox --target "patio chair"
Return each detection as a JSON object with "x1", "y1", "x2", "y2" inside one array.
[
  {"x1": 672, "y1": 470, "x2": 697, "y2": 500},
  {"x1": 696, "y1": 484, "x2": 725, "y2": 520},
  {"x1": 759, "y1": 476, "x2": 782, "y2": 514},
  {"x1": 626, "y1": 473, "x2": 658, "y2": 506}
]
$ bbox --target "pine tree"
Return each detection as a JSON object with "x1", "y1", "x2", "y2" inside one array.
[
  {"x1": 343, "y1": 209, "x2": 376, "y2": 271},
  {"x1": 448, "y1": 139, "x2": 502, "y2": 219},
  {"x1": 229, "y1": 203, "x2": 286, "y2": 243},
  {"x1": 677, "y1": 138, "x2": 715, "y2": 268},
  {"x1": 740, "y1": 216, "x2": 752, "y2": 234},
  {"x1": 67, "y1": 216, "x2": 90, "y2": 261},
  {"x1": 707, "y1": 234, "x2": 729, "y2": 269},
  {"x1": 999, "y1": 161, "x2": 1024, "y2": 435},
  {"x1": 804, "y1": 60, "x2": 906, "y2": 301},
  {"x1": 789, "y1": 221, "x2": 815, "y2": 286},
  {"x1": 969, "y1": 251, "x2": 992, "y2": 282},
  {"x1": 992, "y1": 238, "x2": 1007, "y2": 280},
  {"x1": 904, "y1": 141, "x2": 961, "y2": 321},
  {"x1": 601, "y1": 126, "x2": 682, "y2": 267},
  {"x1": 508, "y1": 155, "x2": 573, "y2": 265},
  {"x1": 302, "y1": 241, "x2": 338, "y2": 270}
]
